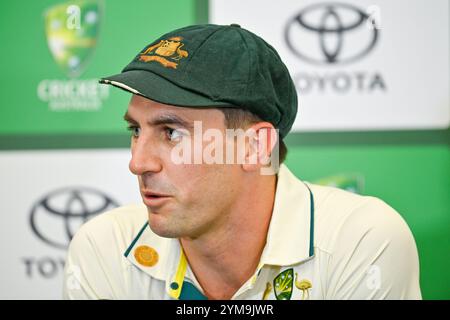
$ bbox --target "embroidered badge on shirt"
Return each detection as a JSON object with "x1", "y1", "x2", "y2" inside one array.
[
  {"x1": 295, "y1": 273, "x2": 312, "y2": 300},
  {"x1": 273, "y1": 268, "x2": 294, "y2": 300},
  {"x1": 134, "y1": 245, "x2": 159, "y2": 267}
]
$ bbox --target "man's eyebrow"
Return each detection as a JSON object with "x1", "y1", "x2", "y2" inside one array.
[
  {"x1": 123, "y1": 111, "x2": 138, "y2": 124},
  {"x1": 123, "y1": 111, "x2": 194, "y2": 129}
]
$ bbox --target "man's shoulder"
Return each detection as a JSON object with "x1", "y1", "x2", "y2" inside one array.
[
  {"x1": 306, "y1": 183, "x2": 413, "y2": 254},
  {"x1": 69, "y1": 203, "x2": 148, "y2": 254},
  {"x1": 64, "y1": 203, "x2": 153, "y2": 299},
  {"x1": 301, "y1": 183, "x2": 420, "y2": 299},
  {"x1": 307, "y1": 182, "x2": 385, "y2": 216}
]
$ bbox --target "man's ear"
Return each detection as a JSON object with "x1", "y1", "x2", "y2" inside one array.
[{"x1": 242, "y1": 122, "x2": 279, "y2": 172}]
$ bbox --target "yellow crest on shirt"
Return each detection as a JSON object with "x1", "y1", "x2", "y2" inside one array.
[{"x1": 134, "y1": 245, "x2": 159, "y2": 267}]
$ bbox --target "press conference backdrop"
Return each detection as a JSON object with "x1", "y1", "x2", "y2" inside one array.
[{"x1": 0, "y1": 0, "x2": 448, "y2": 299}]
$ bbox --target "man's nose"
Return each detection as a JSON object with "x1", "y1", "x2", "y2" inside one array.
[{"x1": 129, "y1": 137, "x2": 163, "y2": 176}]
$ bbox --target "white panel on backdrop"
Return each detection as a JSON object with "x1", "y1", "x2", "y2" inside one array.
[
  {"x1": 0, "y1": 149, "x2": 141, "y2": 299},
  {"x1": 210, "y1": 0, "x2": 449, "y2": 131}
]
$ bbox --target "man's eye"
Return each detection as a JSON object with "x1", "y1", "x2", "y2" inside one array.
[
  {"x1": 166, "y1": 127, "x2": 184, "y2": 142},
  {"x1": 127, "y1": 125, "x2": 140, "y2": 138}
]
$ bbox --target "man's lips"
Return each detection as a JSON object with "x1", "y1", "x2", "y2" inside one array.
[
  {"x1": 142, "y1": 190, "x2": 171, "y2": 198},
  {"x1": 141, "y1": 190, "x2": 172, "y2": 207}
]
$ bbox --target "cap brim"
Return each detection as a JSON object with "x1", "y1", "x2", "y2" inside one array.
[{"x1": 100, "y1": 70, "x2": 231, "y2": 108}]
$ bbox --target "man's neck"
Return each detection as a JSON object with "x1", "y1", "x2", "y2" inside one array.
[{"x1": 180, "y1": 173, "x2": 277, "y2": 300}]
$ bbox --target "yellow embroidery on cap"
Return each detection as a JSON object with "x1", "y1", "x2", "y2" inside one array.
[
  {"x1": 139, "y1": 36, "x2": 188, "y2": 69},
  {"x1": 134, "y1": 245, "x2": 159, "y2": 267}
]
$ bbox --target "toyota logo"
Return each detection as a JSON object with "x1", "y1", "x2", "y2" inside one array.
[
  {"x1": 285, "y1": 2, "x2": 379, "y2": 65},
  {"x1": 29, "y1": 187, "x2": 119, "y2": 249}
]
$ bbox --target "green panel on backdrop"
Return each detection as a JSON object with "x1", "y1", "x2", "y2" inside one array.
[
  {"x1": 0, "y1": 0, "x2": 197, "y2": 135},
  {"x1": 285, "y1": 144, "x2": 450, "y2": 300}
]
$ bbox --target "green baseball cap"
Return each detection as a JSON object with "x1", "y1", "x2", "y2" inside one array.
[{"x1": 99, "y1": 23, "x2": 298, "y2": 138}]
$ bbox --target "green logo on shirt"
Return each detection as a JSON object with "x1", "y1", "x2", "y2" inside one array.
[{"x1": 273, "y1": 268, "x2": 294, "y2": 300}]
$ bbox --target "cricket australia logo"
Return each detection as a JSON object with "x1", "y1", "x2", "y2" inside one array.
[
  {"x1": 273, "y1": 268, "x2": 294, "y2": 300},
  {"x1": 39, "y1": 0, "x2": 109, "y2": 111},
  {"x1": 138, "y1": 36, "x2": 189, "y2": 69},
  {"x1": 44, "y1": 0, "x2": 102, "y2": 78}
]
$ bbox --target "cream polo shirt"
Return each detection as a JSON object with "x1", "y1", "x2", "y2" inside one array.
[{"x1": 63, "y1": 164, "x2": 421, "y2": 300}]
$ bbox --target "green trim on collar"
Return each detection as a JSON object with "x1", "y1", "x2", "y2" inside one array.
[
  {"x1": 305, "y1": 184, "x2": 315, "y2": 257},
  {"x1": 168, "y1": 250, "x2": 207, "y2": 300},
  {"x1": 179, "y1": 281, "x2": 208, "y2": 300},
  {"x1": 124, "y1": 222, "x2": 149, "y2": 258}
]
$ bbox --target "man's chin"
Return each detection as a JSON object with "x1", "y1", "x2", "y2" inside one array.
[{"x1": 147, "y1": 213, "x2": 183, "y2": 239}]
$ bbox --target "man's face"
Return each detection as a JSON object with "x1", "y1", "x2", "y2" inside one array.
[{"x1": 125, "y1": 94, "x2": 242, "y2": 239}]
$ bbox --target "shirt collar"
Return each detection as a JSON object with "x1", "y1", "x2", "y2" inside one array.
[
  {"x1": 124, "y1": 221, "x2": 180, "y2": 282},
  {"x1": 123, "y1": 164, "x2": 314, "y2": 295},
  {"x1": 123, "y1": 226, "x2": 203, "y2": 299},
  {"x1": 258, "y1": 164, "x2": 315, "y2": 267}
]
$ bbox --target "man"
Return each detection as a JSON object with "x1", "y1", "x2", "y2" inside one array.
[{"x1": 63, "y1": 24, "x2": 421, "y2": 300}]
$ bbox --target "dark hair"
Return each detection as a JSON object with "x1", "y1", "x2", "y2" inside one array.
[{"x1": 219, "y1": 108, "x2": 287, "y2": 164}]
